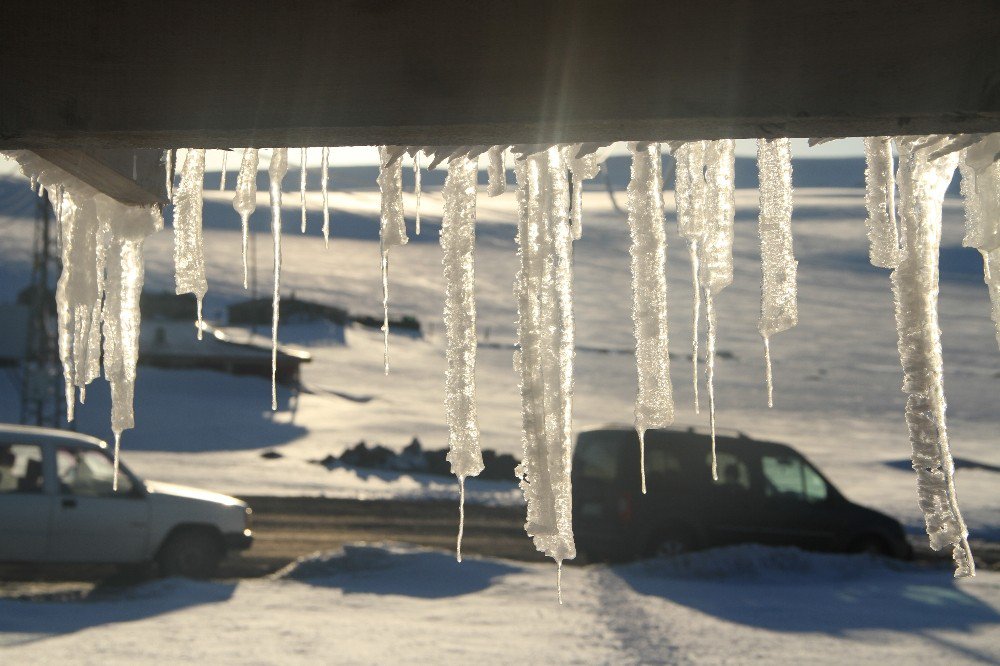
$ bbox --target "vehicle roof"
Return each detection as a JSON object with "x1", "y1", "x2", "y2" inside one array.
[
  {"x1": 576, "y1": 423, "x2": 796, "y2": 454},
  {"x1": 0, "y1": 423, "x2": 107, "y2": 449}
]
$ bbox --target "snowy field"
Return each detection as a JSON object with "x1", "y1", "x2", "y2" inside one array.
[{"x1": 1, "y1": 544, "x2": 998, "y2": 664}]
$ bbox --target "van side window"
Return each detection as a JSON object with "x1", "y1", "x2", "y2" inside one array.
[
  {"x1": 574, "y1": 439, "x2": 620, "y2": 482},
  {"x1": 57, "y1": 447, "x2": 133, "y2": 497},
  {"x1": 762, "y1": 455, "x2": 828, "y2": 503},
  {"x1": 0, "y1": 444, "x2": 44, "y2": 493},
  {"x1": 646, "y1": 446, "x2": 682, "y2": 477},
  {"x1": 709, "y1": 452, "x2": 750, "y2": 490}
]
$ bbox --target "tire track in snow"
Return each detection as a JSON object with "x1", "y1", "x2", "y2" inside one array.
[{"x1": 591, "y1": 566, "x2": 688, "y2": 664}]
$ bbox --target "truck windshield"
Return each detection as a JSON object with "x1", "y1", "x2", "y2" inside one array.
[
  {"x1": 761, "y1": 454, "x2": 828, "y2": 503},
  {"x1": 574, "y1": 436, "x2": 620, "y2": 482}
]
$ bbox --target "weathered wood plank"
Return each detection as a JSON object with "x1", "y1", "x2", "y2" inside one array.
[
  {"x1": 28, "y1": 150, "x2": 168, "y2": 206},
  {"x1": 1, "y1": 1, "x2": 998, "y2": 148}
]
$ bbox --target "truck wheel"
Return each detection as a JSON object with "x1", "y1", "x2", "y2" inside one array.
[
  {"x1": 158, "y1": 530, "x2": 223, "y2": 579},
  {"x1": 645, "y1": 528, "x2": 697, "y2": 559},
  {"x1": 848, "y1": 535, "x2": 890, "y2": 557}
]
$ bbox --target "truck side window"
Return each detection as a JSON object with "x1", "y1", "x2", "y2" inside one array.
[
  {"x1": 57, "y1": 447, "x2": 133, "y2": 497},
  {"x1": 0, "y1": 444, "x2": 44, "y2": 494},
  {"x1": 762, "y1": 455, "x2": 827, "y2": 502},
  {"x1": 709, "y1": 452, "x2": 750, "y2": 490}
]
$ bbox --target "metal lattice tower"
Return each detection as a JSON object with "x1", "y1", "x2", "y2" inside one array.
[{"x1": 19, "y1": 190, "x2": 65, "y2": 428}]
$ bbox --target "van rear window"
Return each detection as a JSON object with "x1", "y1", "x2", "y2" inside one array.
[{"x1": 574, "y1": 437, "x2": 620, "y2": 482}]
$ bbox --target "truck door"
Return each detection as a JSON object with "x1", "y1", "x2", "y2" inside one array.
[
  {"x1": 49, "y1": 446, "x2": 149, "y2": 563},
  {"x1": 756, "y1": 453, "x2": 839, "y2": 550},
  {"x1": 0, "y1": 443, "x2": 52, "y2": 561}
]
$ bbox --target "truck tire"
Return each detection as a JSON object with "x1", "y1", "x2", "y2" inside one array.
[{"x1": 157, "y1": 529, "x2": 223, "y2": 579}]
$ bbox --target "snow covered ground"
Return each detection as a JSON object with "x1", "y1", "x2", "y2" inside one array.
[{"x1": 0, "y1": 544, "x2": 997, "y2": 664}]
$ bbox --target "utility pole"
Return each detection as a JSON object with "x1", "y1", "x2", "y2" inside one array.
[{"x1": 19, "y1": 189, "x2": 65, "y2": 428}]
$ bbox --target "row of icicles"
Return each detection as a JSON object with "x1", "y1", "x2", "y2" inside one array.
[{"x1": 7, "y1": 134, "x2": 998, "y2": 594}]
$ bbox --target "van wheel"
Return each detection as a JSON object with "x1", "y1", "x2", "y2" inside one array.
[
  {"x1": 158, "y1": 530, "x2": 223, "y2": 579},
  {"x1": 645, "y1": 529, "x2": 696, "y2": 559},
  {"x1": 848, "y1": 535, "x2": 890, "y2": 557}
]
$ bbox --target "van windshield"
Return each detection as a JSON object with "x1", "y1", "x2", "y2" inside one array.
[{"x1": 574, "y1": 436, "x2": 620, "y2": 482}]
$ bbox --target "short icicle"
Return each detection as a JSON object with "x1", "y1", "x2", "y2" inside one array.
[
  {"x1": 321, "y1": 147, "x2": 331, "y2": 247},
  {"x1": 440, "y1": 155, "x2": 484, "y2": 562},
  {"x1": 234, "y1": 148, "x2": 259, "y2": 290},
  {"x1": 892, "y1": 137, "x2": 974, "y2": 577},
  {"x1": 569, "y1": 149, "x2": 600, "y2": 241},
  {"x1": 957, "y1": 134, "x2": 1000, "y2": 350},
  {"x1": 487, "y1": 146, "x2": 506, "y2": 197},
  {"x1": 300, "y1": 147, "x2": 308, "y2": 233},
  {"x1": 219, "y1": 150, "x2": 229, "y2": 191},
  {"x1": 414, "y1": 152, "x2": 422, "y2": 235},
  {"x1": 377, "y1": 146, "x2": 409, "y2": 374},
  {"x1": 863, "y1": 137, "x2": 900, "y2": 268},
  {"x1": 756, "y1": 138, "x2": 798, "y2": 407},
  {"x1": 172, "y1": 149, "x2": 209, "y2": 339},
  {"x1": 268, "y1": 148, "x2": 289, "y2": 410},
  {"x1": 457, "y1": 477, "x2": 466, "y2": 563},
  {"x1": 625, "y1": 142, "x2": 674, "y2": 494}
]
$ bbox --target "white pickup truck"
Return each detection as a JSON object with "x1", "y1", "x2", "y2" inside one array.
[{"x1": 0, "y1": 424, "x2": 252, "y2": 578}]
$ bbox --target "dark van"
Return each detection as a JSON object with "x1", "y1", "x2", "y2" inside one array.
[{"x1": 572, "y1": 425, "x2": 912, "y2": 562}]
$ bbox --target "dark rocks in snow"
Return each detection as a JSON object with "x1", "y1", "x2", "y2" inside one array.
[
  {"x1": 260, "y1": 449, "x2": 283, "y2": 459},
  {"x1": 310, "y1": 437, "x2": 519, "y2": 482}
]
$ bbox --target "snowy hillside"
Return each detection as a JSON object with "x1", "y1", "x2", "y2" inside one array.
[{"x1": 0, "y1": 157, "x2": 996, "y2": 540}]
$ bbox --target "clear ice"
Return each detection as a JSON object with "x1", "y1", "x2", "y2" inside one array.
[
  {"x1": 269, "y1": 148, "x2": 289, "y2": 410},
  {"x1": 173, "y1": 149, "x2": 208, "y2": 338},
  {"x1": 625, "y1": 143, "x2": 674, "y2": 493},
  {"x1": 863, "y1": 137, "x2": 900, "y2": 269},
  {"x1": 377, "y1": 146, "x2": 409, "y2": 374},
  {"x1": 440, "y1": 155, "x2": 485, "y2": 561},
  {"x1": 234, "y1": 148, "x2": 260, "y2": 290},
  {"x1": 756, "y1": 138, "x2": 798, "y2": 407}
]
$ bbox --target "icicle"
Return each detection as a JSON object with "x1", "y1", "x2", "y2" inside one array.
[
  {"x1": 414, "y1": 152, "x2": 422, "y2": 235},
  {"x1": 268, "y1": 148, "x2": 288, "y2": 411},
  {"x1": 219, "y1": 150, "x2": 229, "y2": 191},
  {"x1": 512, "y1": 147, "x2": 576, "y2": 570},
  {"x1": 164, "y1": 149, "x2": 175, "y2": 200},
  {"x1": 557, "y1": 562, "x2": 563, "y2": 605},
  {"x1": 756, "y1": 138, "x2": 797, "y2": 407},
  {"x1": 441, "y1": 155, "x2": 484, "y2": 560},
  {"x1": 674, "y1": 141, "x2": 709, "y2": 413},
  {"x1": 321, "y1": 147, "x2": 331, "y2": 247},
  {"x1": 457, "y1": 477, "x2": 466, "y2": 563},
  {"x1": 172, "y1": 148, "x2": 208, "y2": 338},
  {"x1": 377, "y1": 146, "x2": 408, "y2": 374},
  {"x1": 626, "y1": 142, "x2": 674, "y2": 493},
  {"x1": 957, "y1": 134, "x2": 1000, "y2": 350},
  {"x1": 892, "y1": 138, "x2": 973, "y2": 577},
  {"x1": 569, "y1": 148, "x2": 600, "y2": 240},
  {"x1": 97, "y1": 199, "x2": 162, "y2": 487},
  {"x1": 234, "y1": 148, "x2": 259, "y2": 290},
  {"x1": 300, "y1": 147, "x2": 308, "y2": 233},
  {"x1": 487, "y1": 146, "x2": 506, "y2": 197},
  {"x1": 700, "y1": 139, "x2": 735, "y2": 478},
  {"x1": 864, "y1": 137, "x2": 900, "y2": 268}
]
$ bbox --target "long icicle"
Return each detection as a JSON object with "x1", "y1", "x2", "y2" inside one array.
[
  {"x1": 377, "y1": 146, "x2": 409, "y2": 374},
  {"x1": 892, "y1": 137, "x2": 973, "y2": 577},
  {"x1": 441, "y1": 155, "x2": 484, "y2": 561},
  {"x1": 513, "y1": 147, "x2": 575, "y2": 587},
  {"x1": 269, "y1": 148, "x2": 289, "y2": 410},
  {"x1": 234, "y1": 148, "x2": 260, "y2": 290},
  {"x1": 173, "y1": 148, "x2": 208, "y2": 339},
  {"x1": 300, "y1": 147, "x2": 308, "y2": 233},
  {"x1": 626, "y1": 142, "x2": 673, "y2": 494},
  {"x1": 321, "y1": 147, "x2": 331, "y2": 247},
  {"x1": 756, "y1": 138, "x2": 797, "y2": 407},
  {"x1": 700, "y1": 139, "x2": 735, "y2": 479},
  {"x1": 674, "y1": 141, "x2": 709, "y2": 414}
]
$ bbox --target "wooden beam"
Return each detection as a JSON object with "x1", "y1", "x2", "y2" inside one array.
[
  {"x1": 1, "y1": 1, "x2": 998, "y2": 149},
  {"x1": 28, "y1": 150, "x2": 168, "y2": 206}
]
